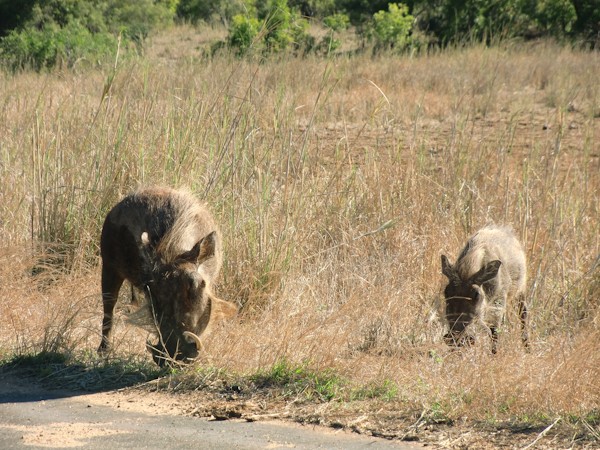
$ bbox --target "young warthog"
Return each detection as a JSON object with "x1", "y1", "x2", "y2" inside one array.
[
  {"x1": 98, "y1": 186, "x2": 237, "y2": 366},
  {"x1": 441, "y1": 225, "x2": 529, "y2": 353}
]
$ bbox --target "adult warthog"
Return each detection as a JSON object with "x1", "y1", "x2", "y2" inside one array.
[
  {"x1": 441, "y1": 225, "x2": 529, "y2": 353},
  {"x1": 98, "y1": 186, "x2": 237, "y2": 366}
]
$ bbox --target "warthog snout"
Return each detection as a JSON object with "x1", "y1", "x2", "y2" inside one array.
[
  {"x1": 443, "y1": 332, "x2": 476, "y2": 348},
  {"x1": 147, "y1": 331, "x2": 202, "y2": 366},
  {"x1": 443, "y1": 303, "x2": 477, "y2": 348}
]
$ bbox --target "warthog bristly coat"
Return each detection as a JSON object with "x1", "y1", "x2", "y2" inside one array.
[
  {"x1": 98, "y1": 186, "x2": 237, "y2": 365},
  {"x1": 441, "y1": 225, "x2": 529, "y2": 353}
]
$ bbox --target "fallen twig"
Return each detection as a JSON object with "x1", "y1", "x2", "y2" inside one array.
[
  {"x1": 244, "y1": 412, "x2": 286, "y2": 422},
  {"x1": 521, "y1": 417, "x2": 561, "y2": 450}
]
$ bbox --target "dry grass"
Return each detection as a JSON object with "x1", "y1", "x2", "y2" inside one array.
[{"x1": 0, "y1": 28, "x2": 599, "y2": 447}]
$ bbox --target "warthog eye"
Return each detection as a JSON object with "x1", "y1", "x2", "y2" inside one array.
[{"x1": 190, "y1": 277, "x2": 205, "y2": 292}]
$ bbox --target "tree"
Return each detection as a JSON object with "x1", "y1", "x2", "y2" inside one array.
[{"x1": 523, "y1": 0, "x2": 577, "y2": 38}]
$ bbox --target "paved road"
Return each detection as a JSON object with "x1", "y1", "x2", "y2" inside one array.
[{"x1": 0, "y1": 375, "x2": 422, "y2": 449}]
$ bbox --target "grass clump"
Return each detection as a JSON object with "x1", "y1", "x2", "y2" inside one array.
[
  {"x1": 250, "y1": 359, "x2": 345, "y2": 402},
  {"x1": 350, "y1": 379, "x2": 399, "y2": 402}
]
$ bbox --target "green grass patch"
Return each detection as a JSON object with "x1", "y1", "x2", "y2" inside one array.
[
  {"x1": 350, "y1": 379, "x2": 399, "y2": 401},
  {"x1": 249, "y1": 359, "x2": 345, "y2": 402}
]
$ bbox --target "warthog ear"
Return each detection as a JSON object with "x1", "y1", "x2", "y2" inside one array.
[
  {"x1": 175, "y1": 231, "x2": 217, "y2": 265},
  {"x1": 196, "y1": 231, "x2": 217, "y2": 265},
  {"x1": 441, "y1": 255, "x2": 457, "y2": 281},
  {"x1": 470, "y1": 260, "x2": 502, "y2": 286}
]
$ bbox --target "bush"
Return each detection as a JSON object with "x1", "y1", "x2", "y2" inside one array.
[
  {"x1": 317, "y1": 13, "x2": 350, "y2": 54},
  {"x1": 261, "y1": 0, "x2": 306, "y2": 53},
  {"x1": 369, "y1": 3, "x2": 413, "y2": 52},
  {"x1": 0, "y1": 0, "x2": 175, "y2": 72},
  {"x1": 337, "y1": 0, "x2": 390, "y2": 27},
  {"x1": 0, "y1": 21, "x2": 117, "y2": 71},
  {"x1": 412, "y1": 0, "x2": 582, "y2": 44},
  {"x1": 228, "y1": 14, "x2": 262, "y2": 55},
  {"x1": 0, "y1": 0, "x2": 37, "y2": 36},
  {"x1": 572, "y1": 0, "x2": 600, "y2": 45},
  {"x1": 177, "y1": 0, "x2": 250, "y2": 26},
  {"x1": 287, "y1": 0, "x2": 337, "y2": 18},
  {"x1": 103, "y1": 0, "x2": 175, "y2": 42},
  {"x1": 226, "y1": 0, "x2": 311, "y2": 56}
]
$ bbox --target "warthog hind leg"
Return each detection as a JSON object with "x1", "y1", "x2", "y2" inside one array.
[{"x1": 98, "y1": 265, "x2": 124, "y2": 353}]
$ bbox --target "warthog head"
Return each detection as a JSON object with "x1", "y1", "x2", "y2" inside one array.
[
  {"x1": 441, "y1": 255, "x2": 501, "y2": 348},
  {"x1": 142, "y1": 231, "x2": 236, "y2": 366}
]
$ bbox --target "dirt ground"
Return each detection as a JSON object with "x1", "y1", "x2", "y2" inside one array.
[{"x1": 1, "y1": 368, "x2": 594, "y2": 450}]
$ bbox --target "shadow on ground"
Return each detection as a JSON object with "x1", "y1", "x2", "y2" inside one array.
[{"x1": 0, "y1": 351, "x2": 162, "y2": 403}]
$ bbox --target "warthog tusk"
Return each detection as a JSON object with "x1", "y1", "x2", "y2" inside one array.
[
  {"x1": 446, "y1": 296, "x2": 473, "y2": 301},
  {"x1": 182, "y1": 331, "x2": 203, "y2": 349}
]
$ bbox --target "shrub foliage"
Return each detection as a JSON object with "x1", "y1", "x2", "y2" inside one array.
[
  {"x1": 0, "y1": 0, "x2": 175, "y2": 71},
  {"x1": 369, "y1": 3, "x2": 414, "y2": 51}
]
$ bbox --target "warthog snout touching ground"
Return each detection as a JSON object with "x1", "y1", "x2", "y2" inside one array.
[
  {"x1": 441, "y1": 225, "x2": 529, "y2": 353},
  {"x1": 98, "y1": 186, "x2": 238, "y2": 366}
]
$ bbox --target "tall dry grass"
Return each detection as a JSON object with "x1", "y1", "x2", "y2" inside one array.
[{"x1": 0, "y1": 33, "x2": 598, "y2": 428}]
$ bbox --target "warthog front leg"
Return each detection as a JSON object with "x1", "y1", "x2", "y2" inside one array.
[
  {"x1": 490, "y1": 326, "x2": 499, "y2": 354},
  {"x1": 98, "y1": 265, "x2": 124, "y2": 353},
  {"x1": 518, "y1": 294, "x2": 529, "y2": 350}
]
